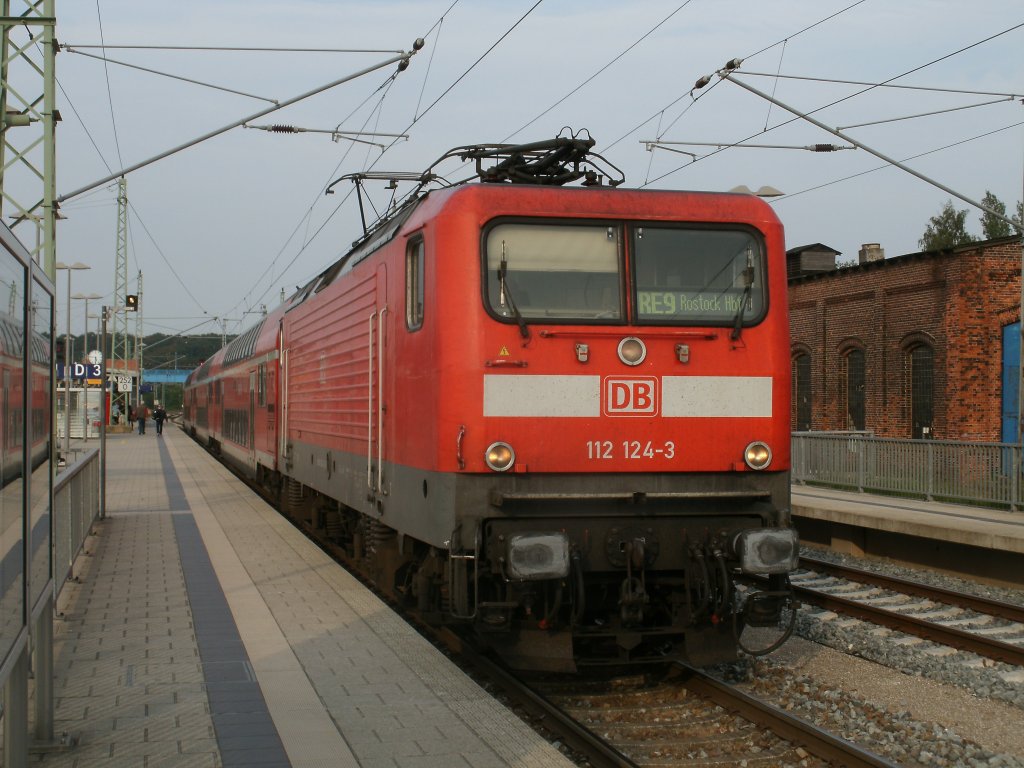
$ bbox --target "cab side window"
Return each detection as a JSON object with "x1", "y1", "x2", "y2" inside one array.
[{"x1": 406, "y1": 237, "x2": 425, "y2": 330}]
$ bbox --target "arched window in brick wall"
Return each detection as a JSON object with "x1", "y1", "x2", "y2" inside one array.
[
  {"x1": 791, "y1": 346, "x2": 811, "y2": 431},
  {"x1": 902, "y1": 334, "x2": 935, "y2": 439},
  {"x1": 843, "y1": 346, "x2": 866, "y2": 431}
]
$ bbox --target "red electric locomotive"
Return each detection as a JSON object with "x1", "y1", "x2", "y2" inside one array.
[{"x1": 185, "y1": 137, "x2": 798, "y2": 670}]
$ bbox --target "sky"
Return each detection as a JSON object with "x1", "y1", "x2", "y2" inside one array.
[{"x1": 25, "y1": 0, "x2": 1024, "y2": 342}]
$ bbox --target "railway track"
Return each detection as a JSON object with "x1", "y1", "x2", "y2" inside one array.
[
  {"x1": 526, "y1": 664, "x2": 897, "y2": 768},
  {"x1": 790, "y1": 556, "x2": 1024, "y2": 666}
]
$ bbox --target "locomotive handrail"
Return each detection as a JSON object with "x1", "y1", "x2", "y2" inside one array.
[
  {"x1": 488, "y1": 489, "x2": 771, "y2": 505},
  {"x1": 538, "y1": 329, "x2": 720, "y2": 340},
  {"x1": 483, "y1": 359, "x2": 528, "y2": 368},
  {"x1": 378, "y1": 307, "x2": 387, "y2": 496},
  {"x1": 367, "y1": 311, "x2": 375, "y2": 492}
]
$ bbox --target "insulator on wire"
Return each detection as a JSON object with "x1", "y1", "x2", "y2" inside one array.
[
  {"x1": 812, "y1": 144, "x2": 841, "y2": 152},
  {"x1": 269, "y1": 124, "x2": 298, "y2": 133}
]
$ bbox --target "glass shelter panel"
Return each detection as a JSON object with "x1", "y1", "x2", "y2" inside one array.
[
  {"x1": 29, "y1": 278, "x2": 52, "y2": 611},
  {"x1": 632, "y1": 227, "x2": 765, "y2": 326},
  {"x1": 0, "y1": 247, "x2": 26, "y2": 667},
  {"x1": 485, "y1": 223, "x2": 622, "y2": 321}
]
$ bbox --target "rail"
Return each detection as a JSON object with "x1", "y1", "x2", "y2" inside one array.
[
  {"x1": 54, "y1": 447, "x2": 101, "y2": 601},
  {"x1": 792, "y1": 433, "x2": 1023, "y2": 511}
]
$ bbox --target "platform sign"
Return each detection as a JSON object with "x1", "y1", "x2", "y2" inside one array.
[{"x1": 57, "y1": 363, "x2": 102, "y2": 380}]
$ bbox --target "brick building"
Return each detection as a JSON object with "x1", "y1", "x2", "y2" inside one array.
[{"x1": 788, "y1": 236, "x2": 1022, "y2": 441}]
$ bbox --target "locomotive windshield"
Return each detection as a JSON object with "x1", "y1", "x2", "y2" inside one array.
[
  {"x1": 632, "y1": 226, "x2": 765, "y2": 325},
  {"x1": 484, "y1": 220, "x2": 765, "y2": 327},
  {"x1": 485, "y1": 223, "x2": 622, "y2": 320}
]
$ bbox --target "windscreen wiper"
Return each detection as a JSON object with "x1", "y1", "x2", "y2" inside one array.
[
  {"x1": 730, "y1": 247, "x2": 755, "y2": 341},
  {"x1": 498, "y1": 242, "x2": 530, "y2": 339}
]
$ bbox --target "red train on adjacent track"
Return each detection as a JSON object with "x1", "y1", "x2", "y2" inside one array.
[{"x1": 184, "y1": 137, "x2": 798, "y2": 671}]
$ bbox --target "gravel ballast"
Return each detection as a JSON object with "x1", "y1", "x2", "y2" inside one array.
[{"x1": 710, "y1": 547, "x2": 1024, "y2": 766}]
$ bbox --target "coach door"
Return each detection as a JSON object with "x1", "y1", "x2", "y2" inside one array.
[
  {"x1": 248, "y1": 370, "x2": 256, "y2": 469},
  {"x1": 368, "y1": 265, "x2": 388, "y2": 502}
]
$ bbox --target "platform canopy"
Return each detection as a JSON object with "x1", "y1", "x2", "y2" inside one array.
[{"x1": 142, "y1": 368, "x2": 191, "y2": 384}]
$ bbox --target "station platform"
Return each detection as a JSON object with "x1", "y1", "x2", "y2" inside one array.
[
  {"x1": 792, "y1": 485, "x2": 1024, "y2": 586},
  {"x1": 35, "y1": 427, "x2": 575, "y2": 768}
]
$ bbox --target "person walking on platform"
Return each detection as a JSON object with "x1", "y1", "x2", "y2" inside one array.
[
  {"x1": 137, "y1": 403, "x2": 148, "y2": 435},
  {"x1": 127, "y1": 405, "x2": 135, "y2": 430},
  {"x1": 154, "y1": 403, "x2": 166, "y2": 435}
]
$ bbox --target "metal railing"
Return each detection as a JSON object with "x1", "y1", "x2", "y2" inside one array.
[
  {"x1": 791, "y1": 432, "x2": 1022, "y2": 511},
  {"x1": 54, "y1": 447, "x2": 101, "y2": 598}
]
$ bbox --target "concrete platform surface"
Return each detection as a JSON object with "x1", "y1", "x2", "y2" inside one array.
[
  {"x1": 34, "y1": 427, "x2": 574, "y2": 768},
  {"x1": 793, "y1": 485, "x2": 1024, "y2": 554}
]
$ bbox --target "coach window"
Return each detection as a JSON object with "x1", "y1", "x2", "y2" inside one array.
[
  {"x1": 406, "y1": 237, "x2": 425, "y2": 330},
  {"x1": 484, "y1": 222, "x2": 622, "y2": 322},
  {"x1": 258, "y1": 363, "x2": 266, "y2": 407},
  {"x1": 632, "y1": 226, "x2": 765, "y2": 326}
]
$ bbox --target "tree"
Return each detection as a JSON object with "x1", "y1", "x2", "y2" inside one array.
[
  {"x1": 980, "y1": 191, "x2": 1013, "y2": 240},
  {"x1": 918, "y1": 200, "x2": 976, "y2": 252}
]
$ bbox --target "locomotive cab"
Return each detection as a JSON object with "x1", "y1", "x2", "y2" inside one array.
[{"x1": 428, "y1": 179, "x2": 799, "y2": 670}]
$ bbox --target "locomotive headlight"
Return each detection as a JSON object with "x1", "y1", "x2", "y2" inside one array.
[
  {"x1": 733, "y1": 528, "x2": 799, "y2": 574},
  {"x1": 744, "y1": 441, "x2": 772, "y2": 470},
  {"x1": 485, "y1": 441, "x2": 516, "y2": 472},
  {"x1": 617, "y1": 336, "x2": 647, "y2": 366},
  {"x1": 506, "y1": 533, "x2": 570, "y2": 580}
]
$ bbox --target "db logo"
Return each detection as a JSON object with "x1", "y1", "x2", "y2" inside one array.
[{"x1": 603, "y1": 377, "x2": 659, "y2": 416}]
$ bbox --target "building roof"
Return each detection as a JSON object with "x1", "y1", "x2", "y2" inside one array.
[
  {"x1": 786, "y1": 243, "x2": 842, "y2": 256},
  {"x1": 787, "y1": 235, "x2": 1021, "y2": 285}
]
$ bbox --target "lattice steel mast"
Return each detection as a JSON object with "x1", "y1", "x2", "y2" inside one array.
[{"x1": 0, "y1": 0, "x2": 57, "y2": 276}]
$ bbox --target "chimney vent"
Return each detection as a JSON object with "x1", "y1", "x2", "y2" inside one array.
[{"x1": 859, "y1": 243, "x2": 884, "y2": 264}]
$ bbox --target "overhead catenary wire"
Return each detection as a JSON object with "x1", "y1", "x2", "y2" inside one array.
[
  {"x1": 729, "y1": 70, "x2": 1024, "y2": 99},
  {"x1": 64, "y1": 47, "x2": 280, "y2": 104},
  {"x1": 719, "y1": 67, "x2": 1018, "y2": 228},
  {"x1": 65, "y1": 45, "x2": 406, "y2": 53},
  {"x1": 95, "y1": 0, "x2": 125, "y2": 169},
  {"x1": 126, "y1": 198, "x2": 209, "y2": 314},
  {"x1": 413, "y1": 0, "x2": 458, "y2": 120},
  {"x1": 57, "y1": 24, "x2": 425, "y2": 333},
  {"x1": 643, "y1": 21, "x2": 1024, "y2": 188},
  {"x1": 411, "y1": 0, "x2": 545, "y2": 127},
  {"x1": 772, "y1": 120, "x2": 1024, "y2": 203},
  {"x1": 236, "y1": 1, "x2": 547, "y2": 317},
  {"x1": 57, "y1": 48, "x2": 417, "y2": 202},
  {"x1": 229, "y1": 73, "x2": 403, "y2": 318},
  {"x1": 503, "y1": 0, "x2": 696, "y2": 142},
  {"x1": 604, "y1": 0, "x2": 868, "y2": 154},
  {"x1": 836, "y1": 97, "x2": 1019, "y2": 130}
]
